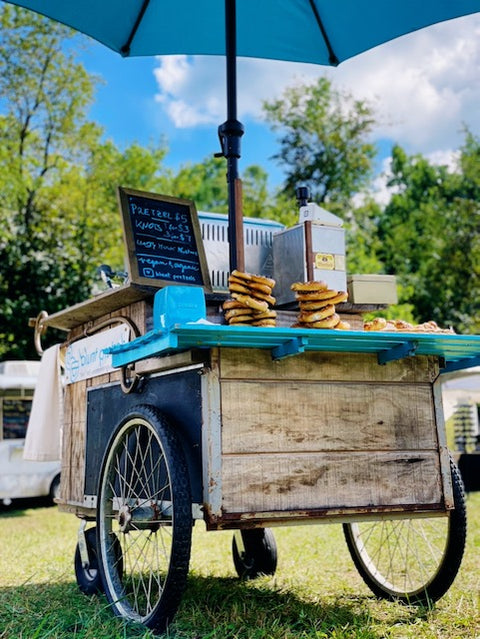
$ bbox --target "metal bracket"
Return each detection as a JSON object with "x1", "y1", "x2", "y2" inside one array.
[
  {"x1": 272, "y1": 337, "x2": 308, "y2": 361},
  {"x1": 377, "y1": 340, "x2": 417, "y2": 365},
  {"x1": 77, "y1": 520, "x2": 90, "y2": 569},
  {"x1": 441, "y1": 354, "x2": 480, "y2": 374}
]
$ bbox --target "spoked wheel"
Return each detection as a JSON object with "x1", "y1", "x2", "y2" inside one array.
[
  {"x1": 343, "y1": 459, "x2": 467, "y2": 604},
  {"x1": 232, "y1": 528, "x2": 278, "y2": 579},
  {"x1": 96, "y1": 405, "x2": 192, "y2": 635}
]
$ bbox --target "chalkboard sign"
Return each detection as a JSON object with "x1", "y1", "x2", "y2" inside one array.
[{"x1": 118, "y1": 187, "x2": 211, "y2": 290}]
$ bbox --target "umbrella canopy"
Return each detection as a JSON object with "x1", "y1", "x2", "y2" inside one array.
[
  {"x1": 4, "y1": 0, "x2": 480, "y2": 65},
  {"x1": 4, "y1": 0, "x2": 480, "y2": 270}
]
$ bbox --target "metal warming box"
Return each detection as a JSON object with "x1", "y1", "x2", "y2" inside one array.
[{"x1": 198, "y1": 211, "x2": 284, "y2": 292}]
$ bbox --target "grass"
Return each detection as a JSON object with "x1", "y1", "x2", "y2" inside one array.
[{"x1": 1, "y1": 494, "x2": 480, "y2": 638}]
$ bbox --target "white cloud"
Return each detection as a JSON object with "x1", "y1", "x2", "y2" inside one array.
[
  {"x1": 332, "y1": 14, "x2": 480, "y2": 153},
  {"x1": 152, "y1": 14, "x2": 480, "y2": 161}
]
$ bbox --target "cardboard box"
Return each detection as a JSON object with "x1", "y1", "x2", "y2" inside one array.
[{"x1": 347, "y1": 274, "x2": 398, "y2": 305}]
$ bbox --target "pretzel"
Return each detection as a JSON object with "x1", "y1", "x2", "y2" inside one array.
[
  {"x1": 295, "y1": 289, "x2": 341, "y2": 302},
  {"x1": 225, "y1": 308, "x2": 254, "y2": 321},
  {"x1": 231, "y1": 293, "x2": 268, "y2": 312},
  {"x1": 335, "y1": 320, "x2": 352, "y2": 330},
  {"x1": 251, "y1": 319, "x2": 277, "y2": 327},
  {"x1": 251, "y1": 274, "x2": 275, "y2": 288},
  {"x1": 223, "y1": 299, "x2": 246, "y2": 310},
  {"x1": 228, "y1": 282, "x2": 251, "y2": 295},
  {"x1": 298, "y1": 304, "x2": 335, "y2": 323},
  {"x1": 291, "y1": 280, "x2": 328, "y2": 292},
  {"x1": 231, "y1": 270, "x2": 275, "y2": 289},
  {"x1": 229, "y1": 315, "x2": 257, "y2": 324},
  {"x1": 292, "y1": 314, "x2": 340, "y2": 329},
  {"x1": 230, "y1": 269, "x2": 252, "y2": 282},
  {"x1": 248, "y1": 291, "x2": 276, "y2": 305},
  {"x1": 307, "y1": 313, "x2": 340, "y2": 329},
  {"x1": 250, "y1": 310, "x2": 277, "y2": 320},
  {"x1": 299, "y1": 291, "x2": 348, "y2": 310},
  {"x1": 364, "y1": 317, "x2": 387, "y2": 331}
]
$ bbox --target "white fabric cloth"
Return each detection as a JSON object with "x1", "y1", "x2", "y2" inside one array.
[{"x1": 23, "y1": 344, "x2": 63, "y2": 461}]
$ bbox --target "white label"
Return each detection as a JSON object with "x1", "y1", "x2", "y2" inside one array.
[{"x1": 64, "y1": 325, "x2": 130, "y2": 384}]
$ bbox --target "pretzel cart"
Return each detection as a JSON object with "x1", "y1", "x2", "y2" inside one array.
[{"x1": 34, "y1": 190, "x2": 480, "y2": 635}]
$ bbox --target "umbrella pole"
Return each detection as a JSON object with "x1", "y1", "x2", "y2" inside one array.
[{"x1": 217, "y1": 0, "x2": 245, "y2": 273}]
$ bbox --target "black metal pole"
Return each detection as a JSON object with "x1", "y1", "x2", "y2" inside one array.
[{"x1": 218, "y1": 0, "x2": 244, "y2": 272}]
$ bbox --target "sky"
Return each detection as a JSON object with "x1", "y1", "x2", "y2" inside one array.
[{"x1": 78, "y1": 12, "x2": 480, "y2": 199}]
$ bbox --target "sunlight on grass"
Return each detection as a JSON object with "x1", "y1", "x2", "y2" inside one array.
[{"x1": 1, "y1": 494, "x2": 480, "y2": 638}]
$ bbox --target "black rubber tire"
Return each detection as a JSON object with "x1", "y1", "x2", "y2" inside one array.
[
  {"x1": 49, "y1": 474, "x2": 61, "y2": 503},
  {"x1": 343, "y1": 458, "x2": 467, "y2": 604},
  {"x1": 96, "y1": 405, "x2": 192, "y2": 635},
  {"x1": 74, "y1": 527, "x2": 103, "y2": 595},
  {"x1": 232, "y1": 528, "x2": 278, "y2": 579}
]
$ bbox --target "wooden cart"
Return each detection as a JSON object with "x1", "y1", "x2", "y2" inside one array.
[{"x1": 40, "y1": 284, "x2": 480, "y2": 635}]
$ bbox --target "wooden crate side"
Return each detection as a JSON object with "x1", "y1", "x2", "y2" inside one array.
[
  {"x1": 221, "y1": 451, "x2": 443, "y2": 513},
  {"x1": 221, "y1": 380, "x2": 437, "y2": 454},
  {"x1": 218, "y1": 348, "x2": 438, "y2": 383},
  {"x1": 60, "y1": 379, "x2": 87, "y2": 503}
]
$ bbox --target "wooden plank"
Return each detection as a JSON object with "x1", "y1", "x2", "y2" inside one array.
[
  {"x1": 221, "y1": 451, "x2": 443, "y2": 513},
  {"x1": 86, "y1": 373, "x2": 110, "y2": 388},
  {"x1": 218, "y1": 348, "x2": 438, "y2": 383},
  {"x1": 61, "y1": 380, "x2": 87, "y2": 503},
  {"x1": 43, "y1": 284, "x2": 155, "y2": 331},
  {"x1": 221, "y1": 380, "x2": 437, "y2": 454},
  {"x1": 69, "y1": 419, "x2": 87, "y2": 503}
]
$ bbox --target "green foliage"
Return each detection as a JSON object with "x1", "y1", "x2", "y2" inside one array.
[
  {"x1": 263, "y1": 77, "x2": 377, "y2": 212},
  {"x1": 1, "y1": 4, "x2": 479, "y2": 358},
  {"x1": 378, "y1": 132, "x2": 480, "y2": 332},
  {"x1": 0, "y1": 5, "x2": 168, "y2": 359}
]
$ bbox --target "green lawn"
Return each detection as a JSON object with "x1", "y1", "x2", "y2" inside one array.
[{"x1": 1, "y1": 494, "x2": 480, "y2": 638}]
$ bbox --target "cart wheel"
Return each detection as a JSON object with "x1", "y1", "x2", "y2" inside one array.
[
  {"x1": 96, "y1": 405, "x2": 192, "y2": 634},
  {"x1": 343, "y1": 458, "x2": 466, "y2": 604},
  {"x1": 74, "y1": 527, "x2": 103, "y2": 595},
  {"x1": 49, "y1": 473, "x2": 61, "y2": 503},
  {"x1": 232, "y1": 528, "x2": 278, "y2": 579},
  {"x1": 75, "y1": 526, "x2": 123, "y2": 596}
]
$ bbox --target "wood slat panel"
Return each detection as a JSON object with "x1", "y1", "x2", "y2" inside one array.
[
  {"x1": 218, "y1": 348, "x2": 438, "y2": 383},
  {"x1": 60, "y1": 380, "x2": 87, "y2": 503},
  {"x1": 221, "y1": 380, "x2": 437, "y2": 454},
  {"x1": 43, "y1": 285, "x2": 154, "y2": 331},
  {"x1": 221, "y1": 451, "x2": 442, "y2": 513}
]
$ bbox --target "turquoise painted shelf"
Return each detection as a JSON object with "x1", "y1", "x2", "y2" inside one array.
[{"x1": 109, "y1": 323, "x2": 480, "y2": 373}]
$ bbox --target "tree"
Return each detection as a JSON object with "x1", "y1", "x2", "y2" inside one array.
[
  {"x1": 0, "y1": 5, "x2": 169, "y2": 359},
  {"x1": 377, "y1": 132, "x2": 480, "y2": 333},
  {"x1": 263, "y1": 77, "x2": 377, "y2": 214}
]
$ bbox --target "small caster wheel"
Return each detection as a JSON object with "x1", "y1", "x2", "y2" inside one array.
[
  {"x1": 74, "y1": 526, "x2": 103, "y2": 595},
  {"x1": 232, "y1": 528, "x2": 278, "y2": 579}
]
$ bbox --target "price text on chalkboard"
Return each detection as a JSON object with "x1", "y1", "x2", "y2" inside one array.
[{"x1": 118, "y1": 187, "x2": 211, "y2": 289}]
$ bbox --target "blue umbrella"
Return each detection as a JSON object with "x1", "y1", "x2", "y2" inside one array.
[{"x1": 4, "y1": 0, "x2": 480, "y2": 270}]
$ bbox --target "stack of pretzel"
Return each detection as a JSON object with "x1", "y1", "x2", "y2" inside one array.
[
  {"x1": 222, "y1": 270, "x2": 277, "y2": 327},
  {"x1": 364, "y1": 317, "x2": 455, "y2": 333},
  {"x1": 290, "y1": 280, "x2": 351, "y2": 329}
]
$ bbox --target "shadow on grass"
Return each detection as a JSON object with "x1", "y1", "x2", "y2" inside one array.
[
  {"x1": 0, "y1": 574, "x2": 433, "y2": 639},
  {"x1": 175, "y1": 574, "x2": 427, "y2": 638},
  {"x1": 0, "y1": 496, "x2": 55, "y2": 517}
]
